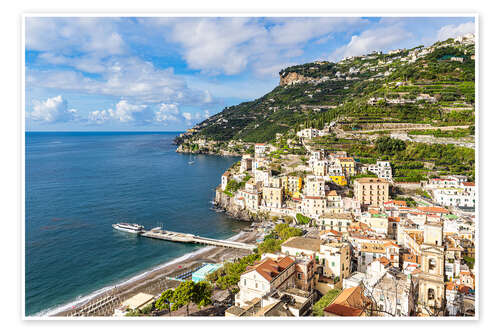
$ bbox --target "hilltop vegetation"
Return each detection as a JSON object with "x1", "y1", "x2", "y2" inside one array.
[{"x1": 177, "y1": 37, "x2": 475, "y2": 145}]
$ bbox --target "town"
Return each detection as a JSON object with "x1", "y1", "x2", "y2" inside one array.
[{"x1": 211, "y1": 127, "x2": 475, "y2": 317}]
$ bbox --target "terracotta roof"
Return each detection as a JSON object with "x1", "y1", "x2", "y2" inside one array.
[
  {"x1": 417, "y1": 206, "x2": 449, "y2": 214},
  {"x1": 326, "y1": 190, "x2": 338, "y2": 196},
  {"x1": 384, "y1": 241, "x2": 400, "y2": 248},
  {"x1": 388, "y1": 217, "x2": 401, "y2": 222},
  {"x1": 338, "y1": 157, "x2": 354, "y2": 162},
  {"x1": 319, "y1": 229, "x2": 342, "y2": 236},
  {"x1": 304, "y1": 196, "x2": 324, "y2": 200},
  {"x1": 247, "y1": 256, "x2": 295, "y2": 282},
  {"x1": 384, "y1": 200, "x2": 407, "y2": 207},
  {"x1": 458, "y1": 285, "x2": 472, "y2": 294},
  {"x1": 377, "y1": 256, "x2": 390, "y2": 266},
  {"x1": 332, "y1": 286, "x2": 359, "y2": 304},
  {"x1": 403, "y1": 254, "x2": 421, "y2": 264},
  {"x1": 324, "y1": 303, "x2": 363, "y2": 317},
  {"x1": 445, "y1": 282, "x2": 456, "y2": 291},
  {"x1": 222, "y1": 171, "x2": 231, "y2": 177},
  {"x1": 463, "y1": 182, "x2": 475, "y2": 187},
  {"x1": 325, "y1": 285, "x2": 371, "y2": 316}
]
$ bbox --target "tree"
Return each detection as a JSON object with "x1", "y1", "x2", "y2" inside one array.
[
  {"x1": 193, "y1": 281, "x2": 213, "y2": 309},
  {"x1": 169, "y1": 280, "x2": 214, "y2": 316},
  {"x1": 375, "y1": 136, "x2": 406, "y2": 155},
  {"x1": 172, "y1": 281, "x2": 196, "y2": 316},
  {"x1": 155, "y1": 289, "x2": 174, "y2": 316}
]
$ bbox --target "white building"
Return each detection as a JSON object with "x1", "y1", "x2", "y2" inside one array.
[
  {"x1": 432, "y1": 182, "x2": 475, "y2": 208},
  {"x1": 235, "y1": 256, "x2": 296, "y2": 307},
  {"x1": 304, "y1": 175, "x2": 326, "y2": 197},
  {"x1": 254, "y1": 143, "x2": 268, "y2": 157},
  {"x1": 297, "y1": 128, "x2": 320, "y2": 139},
  {"x1": 366, "y1": 161, "x2": 392, "y2": 180}
]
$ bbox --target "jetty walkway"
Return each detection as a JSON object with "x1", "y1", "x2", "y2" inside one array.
[{"x1": 140, "y1": 228, "x2": 256, "y2": 251}]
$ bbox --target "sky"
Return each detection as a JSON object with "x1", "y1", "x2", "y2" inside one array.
[{"x1": 25, "y1": 16, "x2": 475, "y2": 131}]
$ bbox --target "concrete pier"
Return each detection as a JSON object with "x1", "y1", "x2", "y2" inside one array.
[{"x1": 140, "y1": 228, "x2": 256, "y2": 251}]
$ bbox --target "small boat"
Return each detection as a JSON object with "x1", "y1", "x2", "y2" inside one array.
[
  {"x1": 188, "y1": 155, "x2": 195, "y2": 165},
  {"x1": 112, "y1": 222, "x2": 145, "y2": 234}
]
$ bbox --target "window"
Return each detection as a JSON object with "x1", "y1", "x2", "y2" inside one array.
[
  {"x1": 255, "y1": 282, "x2": 258, "y2": 289},
  {"x1": 331, "y1": 262, "x2": 335, "y2": 267},
  {"x1": 428, "y1": 288, "x2": 435, "y2": 300},
  {"x1": 244, "y1": 279, "x2": 246, "y2": 286},
  {"x1": 429, "y1": 258, "x2": 436, "y2": 271},
  {"x1": 297, "y1": 273, "x2": 303, "y2": 280}
]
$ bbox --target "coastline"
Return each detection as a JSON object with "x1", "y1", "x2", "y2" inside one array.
[{"x1": 44, "y1": 230, "x2": 258, "y2": 317}]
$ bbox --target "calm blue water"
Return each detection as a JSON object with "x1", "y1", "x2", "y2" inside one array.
[{"x1": 25, "y1": 132, "x2": 244, "y2": 316}]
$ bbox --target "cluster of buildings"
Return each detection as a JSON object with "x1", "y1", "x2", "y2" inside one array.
[
  {"x1": 219, "y1": 135, "x2": 475, "y2": 317},
  {"x1": 220, "y1": 141, "x2": 396, "y2": 221},
  {"x1": 426, "y1": 175, "x2": 476, "y2": 209},
  {"x1": 225, "y1": 197, "x2": 476, "y2": 317}
]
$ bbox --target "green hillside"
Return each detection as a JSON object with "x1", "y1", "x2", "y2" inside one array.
[{"x1": 177, "y1": 37, "x2": 475, "y2": 144}]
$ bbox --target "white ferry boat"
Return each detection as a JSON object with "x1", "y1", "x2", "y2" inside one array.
[{"x1": 112, "y1": 223, "x2": 145, "y2": 234}]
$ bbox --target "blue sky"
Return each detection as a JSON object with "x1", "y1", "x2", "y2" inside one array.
[{"x1": 25, "y1": 16, "x2": 475, "y2": 131}]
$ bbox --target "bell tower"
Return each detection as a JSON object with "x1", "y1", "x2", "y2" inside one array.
[{"x1": 418, "y1": 222, "x2": 445, "y2": 316}]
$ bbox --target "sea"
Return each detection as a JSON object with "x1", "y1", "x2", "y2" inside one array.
[{"x1": 25, "y1": 131, "x2": 246, "y2": 316}]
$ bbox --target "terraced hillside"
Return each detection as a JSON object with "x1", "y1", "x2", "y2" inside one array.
[{"x1": 177, "y1": 37, "x2": 475, "y2": 145}]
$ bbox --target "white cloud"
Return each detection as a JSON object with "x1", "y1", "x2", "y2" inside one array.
[
  {"x1": 28, "y1": 57, "x2": 212, "y2": 105},
  {"x1": 88, "y1": 101, "x2": 193, "y2": 126},
  {"x1": 152, "y1": 17, "x2": 366, "y2": 76},
  {"x1": 26, "y1": 17, "x2": 125, "y2": 56},
  {"x1": 88, "y1": 100, "x2": 147, "y2": 124},
  {"x1": 181, "y1": 111, "x2": 205, "y2": 124},
  {"x1": 331, "y1": 25, "x2": 412, "y2": 60},
  {"x1": 437, "y1": 22, "x2": 475, "y2": 41},
  {"x1": 155, "y1": 103, "x2": 181, "y2": 122},
  {"x1": 166, "y1": 18, "x2": 265, "y2": 75},
  {"x1": 38, "y1": 53, "x2": 108, "y2": 74},
  {"x1": 267, "y1": 17, "x2": 363, "y2": 46},
  {"x1": 182, "y1": 112, "x2": 192, "y2": 121},
  {"x1": 28, "y1": 96, "x2": 78, "y2": 123}
]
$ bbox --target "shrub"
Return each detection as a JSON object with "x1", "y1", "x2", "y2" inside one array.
[{"x1": 312, "y1": 289, "x2": 342, "y2": 316}]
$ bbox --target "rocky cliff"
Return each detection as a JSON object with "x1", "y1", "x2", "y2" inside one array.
[
  {"x1": 214, "y1": 189, "x2": 267, "y2": 222},
  {"x1": 279, "y1": 72, "x2": 310, "y2": 86}
]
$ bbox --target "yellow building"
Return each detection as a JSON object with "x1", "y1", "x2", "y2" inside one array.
[
  {"x1": 282, "y1": 175, "x2": 303, "y2": 195},
  {"x1": 262, "y1": 186, "x2": 284, "y2": 208},
  {"x1": 338, "y1": 157, "x2": 356, "y2": 177},
  {"x1": 330, "y1": 175, "x2": 347, "y2": 186}
]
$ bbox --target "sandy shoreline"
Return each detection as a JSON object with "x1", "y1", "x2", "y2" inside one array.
[{"x1": 49, "y1": 230, "x2": 258, "y2": 317}]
